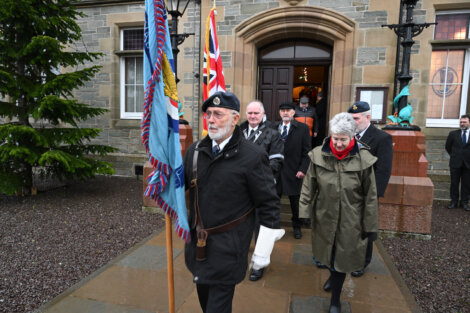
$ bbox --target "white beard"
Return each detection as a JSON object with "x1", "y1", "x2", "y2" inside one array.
[{"x1": 208, "y1": 117, "x2": 233, "y2": 141}]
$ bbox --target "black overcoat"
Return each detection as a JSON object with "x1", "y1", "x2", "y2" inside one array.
[
  {"x1": 240, "y1": 120, "x2": 284, "y2": 184},
  {"x1": 359, "y1": 125, "x2": 393, "y2": 197},
  {"x1": 445, "y1": 129, "x2": 470, "y2": 169},
  {"x1": 275, "y1": 119, "x2": 311, "y2": 196},
  {"x1": 183, "y1": 126, "x2": 280, "y2": 285}
]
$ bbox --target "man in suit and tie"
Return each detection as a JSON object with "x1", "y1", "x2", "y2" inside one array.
[
  {"x1": 240, "y1": 100, "x2": 284, "y2": 281},
  {"x1": 348, "y1": 101, "x2": 393, "y2": 277},
  {"x1": 445, "y1": 114, "x2": 470, "y2": 211},
  {"x1": 276, "y1": 102, "x2": 311, "y2": 239}
]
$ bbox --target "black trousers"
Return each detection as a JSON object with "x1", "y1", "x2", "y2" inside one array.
[
  {"x1": 289, "y1": 195, "x2": 302, "y2": 228},
  {"x1": 253, "y1": 209, "x2": 260, "y2": 243},
  {"x1": 450, "y1": 166, "x2": 470, "y2": 203},
  {"x1": 196, "y1": 284, "x2": 235, "y2": 313}
]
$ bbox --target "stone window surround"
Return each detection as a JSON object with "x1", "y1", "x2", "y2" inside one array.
[
  {"x1": 426, "y1": 9, "x2": 470, "y2": 128},
  {"x1": 231, "y1": 6, "x2": 355, "y2": 119},
  {"x1": 108, "y1": 14, "x2": 145, "y2": 129},
  {"x1": 118, "y1": 27, "x2": 144, "y2": 120}
]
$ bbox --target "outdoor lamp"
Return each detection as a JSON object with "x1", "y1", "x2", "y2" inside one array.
[{"x1": 166, "y1": 0, "x2": 191, "y2": 17}]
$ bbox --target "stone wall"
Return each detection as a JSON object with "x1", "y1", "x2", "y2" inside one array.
[
  {"x1": 66, "y1": 0, "x2": 465, "y2": 187},
  {"x1": 426, "y1": 137, "x2": 451, "y2": 200},
  {"x1": 72, "y1": 1, "x2": 200, "y2": 177}
]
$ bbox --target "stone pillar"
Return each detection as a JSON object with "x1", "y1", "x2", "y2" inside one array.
[{"x1": 379, "y1": 130, "x2": 434, "y2": 237}]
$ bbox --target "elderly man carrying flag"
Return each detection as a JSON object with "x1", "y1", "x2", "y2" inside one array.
[{"x1": 184, "y1": 91, "x2": 283, "y2": 313}]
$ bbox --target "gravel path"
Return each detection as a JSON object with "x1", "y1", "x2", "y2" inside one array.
[
  {"x1": 0, "y1": 176, "x2": 165, "y2": 313},
  {"x1": 1, "y1": 177, "x2": 469, "y2": 313},
  {"x1": 383, "y1": 200, "x2": 470, "y2": 313}
]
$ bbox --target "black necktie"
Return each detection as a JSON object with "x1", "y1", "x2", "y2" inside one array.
[
  {"x1": 212, "y1": 145, "x2": 220, "y2": 156},
  {"x1": 355, "y1": 134, "x2": 361, "y2": 141},
  {"x1": 463, "y1": 130, "x2": 467, "y2": 146},
  {"x1": 281, "y1": 125, "x2": 288, "y2": 141}
]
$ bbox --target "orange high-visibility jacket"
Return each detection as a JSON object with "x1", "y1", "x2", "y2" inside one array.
[{"x1": 294, "y1": 106, "x2": 318, "y2": 137}]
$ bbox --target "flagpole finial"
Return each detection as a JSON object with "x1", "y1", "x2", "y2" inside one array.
[{"x1": 213, "y1": 0, "x2": 216, "y2": 9}]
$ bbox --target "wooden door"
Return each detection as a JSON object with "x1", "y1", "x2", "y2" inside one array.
[{"x1": 258, "y1": 65, "x2": 293, "y2": 122}]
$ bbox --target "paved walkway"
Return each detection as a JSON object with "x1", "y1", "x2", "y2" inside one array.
[{"x1": 40, "y1": 226, "x2": 420, "y2": 313}]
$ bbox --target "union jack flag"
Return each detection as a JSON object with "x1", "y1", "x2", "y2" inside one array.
[{"x1": 202, "y1": 8, "x2": 226, "y2": 135}]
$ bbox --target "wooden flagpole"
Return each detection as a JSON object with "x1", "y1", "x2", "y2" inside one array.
[{"x1": 165, "y1": 214, "x2": 175, "y2": 313}]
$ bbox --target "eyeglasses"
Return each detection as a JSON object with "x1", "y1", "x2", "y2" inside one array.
[{"x1": 206, "y1": 111, "x2": 227, "y2": 119}]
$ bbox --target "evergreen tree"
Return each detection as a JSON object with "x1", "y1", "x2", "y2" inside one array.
[{"x1": 0, "y1": 0, "x2": 115, "y2": 195}]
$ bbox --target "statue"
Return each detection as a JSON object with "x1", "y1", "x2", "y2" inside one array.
[{"x1": 387, "y1": 85, "x2": 415, "y2": 127}]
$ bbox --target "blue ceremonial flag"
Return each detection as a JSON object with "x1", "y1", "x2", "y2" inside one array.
[{"x1": 142, "y1": 0, "x2": 190, "y2": 242}]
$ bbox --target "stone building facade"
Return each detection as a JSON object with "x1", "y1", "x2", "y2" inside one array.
[{"x1": 72, "y1": 0, "x2": 470, "y2": 199}]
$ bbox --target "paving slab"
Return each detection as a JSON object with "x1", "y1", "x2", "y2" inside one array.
[
  {"x1": 290, "y1": 295, "x2": 351, "y2": 313},
  {"x1": 116, "y1": 245, "x2": 182, "y2": 271},
  {"x1": 40, "y1": 227, "x2": 418, "y2": 313}
]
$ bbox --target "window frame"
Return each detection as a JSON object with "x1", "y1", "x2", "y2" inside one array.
[
  {"x1": 426, "y1": 11, "x2": 470, "y2": 128},
  {"x1": 119, "y1": 27, "x2": 144, "y2": 120},
  {"x1": 355, "y1": 87, "x2": 388, "y2": 124}
]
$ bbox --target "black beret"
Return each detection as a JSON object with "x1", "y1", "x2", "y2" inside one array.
[
  {"x1": 279, "y1": 102, "x2": 295, "y2": 110},
  {"x1": 347, "y1": 101, "x2": 370, "y2": 113},
  {"x1": 202, "y1": 91, "x2": 240, "y2": 113}
]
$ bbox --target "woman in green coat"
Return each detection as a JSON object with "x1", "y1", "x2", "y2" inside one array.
[{"x1": 299, "y1": 112, "x2": 378, "y2": 313}]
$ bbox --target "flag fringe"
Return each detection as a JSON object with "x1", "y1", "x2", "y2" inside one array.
[{"x1": 141, "y1": 0, "x2": 189, "y2": 242}]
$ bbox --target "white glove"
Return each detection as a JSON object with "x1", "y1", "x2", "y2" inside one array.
[{"x1": 250, "y1": 226, "x2": 285, "y2": 270}]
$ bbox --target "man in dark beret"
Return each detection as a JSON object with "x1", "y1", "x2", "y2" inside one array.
[
  {"x1": 347, "y1": 101, "x2": 393, "y2": 277},
  {"x1": 183, "y1": 91, "x2": 281, "y2": 312},
  {"x1": 276, "y1": 102, "x2": 311, "y2": 239}
]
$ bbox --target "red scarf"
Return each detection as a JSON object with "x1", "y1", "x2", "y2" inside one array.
[{"x1": 329, "y1": 137, "x2": 355, "y2": 160}]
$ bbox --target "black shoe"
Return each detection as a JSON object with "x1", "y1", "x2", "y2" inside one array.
[
  {"x1": 463, "y1": 203, "x2": 470, "y2": 211},
  {"x1": 323, "y1": 277, "x2": 331, "y2": 292},
  {"x1": 329, "y1": 303, "x2": 341, "y2": 313},
  {"x1": 448, "y1": 201, "x2": 458, "y2": 209},
  {"x1": 316, "y1": 262, "x2": 328, "y2": 269},
  {"x1": 300, "y1": 218, "x2": 311, "y2": 227},
  {"x1": 351, "y1": 269, "x2": 364, "y2": 277},
  {"x1": 293, "y1": 228, "x2": 302, "y2": 239},
  {"x1": 249, "y1": 268, "x2": 264, "y2": 281}
]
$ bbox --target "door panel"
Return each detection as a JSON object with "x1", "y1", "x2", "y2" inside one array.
[{"x1": 259, "y1": 65, "x2": 293, "y2": 122}]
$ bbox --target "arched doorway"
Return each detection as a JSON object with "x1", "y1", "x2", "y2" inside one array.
[
  {"x1": 232, "y1": 6, "x2": 355, "y2": 124},
  {"x1": 258, "y1": 40, "x2": 332, "y2": 130}
]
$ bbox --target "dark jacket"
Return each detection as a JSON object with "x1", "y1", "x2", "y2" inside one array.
[
  {"x1": 294, "y1": 105, "x2": 319, "y2": 137},
  {"x1": 446, "y1": 129, "x2": 470, "y2": 169},
  {"x1": 274, "y1": 119, "x2": 311, "y2": 195},
  {"x1": 183, "y1": 126, "x2": 280, "y2": 285},
  {"x1": 240, "y1": 120, "x2": 284, "y2": 184},
  {"x1": 358, "y1": 125, "x2": 393, "y2": 197},
  {"x1": 299, "y1": 139, "x2": 378, "y2": 273}
]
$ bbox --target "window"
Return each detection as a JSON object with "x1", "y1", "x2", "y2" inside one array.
[
  {"x1": 426, "y1": 11, "x2": 470, "y2": 127},
  {"x1": 120, "y1": 28, "x2": 144, "y2": 119}
]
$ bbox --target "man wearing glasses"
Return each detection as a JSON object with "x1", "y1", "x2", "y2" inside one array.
[{"x1": 183, "y1": 91, "x2": 281, "y2": 313}]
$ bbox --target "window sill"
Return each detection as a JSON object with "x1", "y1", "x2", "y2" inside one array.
[
  {"x1": 113, "y1": 119, "x2": 141, "y2": 128},
  {"x1": 430, "y1": 39, "x2": 470, "y2": 49},
  {"x1": 425, "y1": 118, "x2": 460, "y2": 128},
  {"x1": 115, "y1": 49, "x2": 143, "y2": 56}
]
